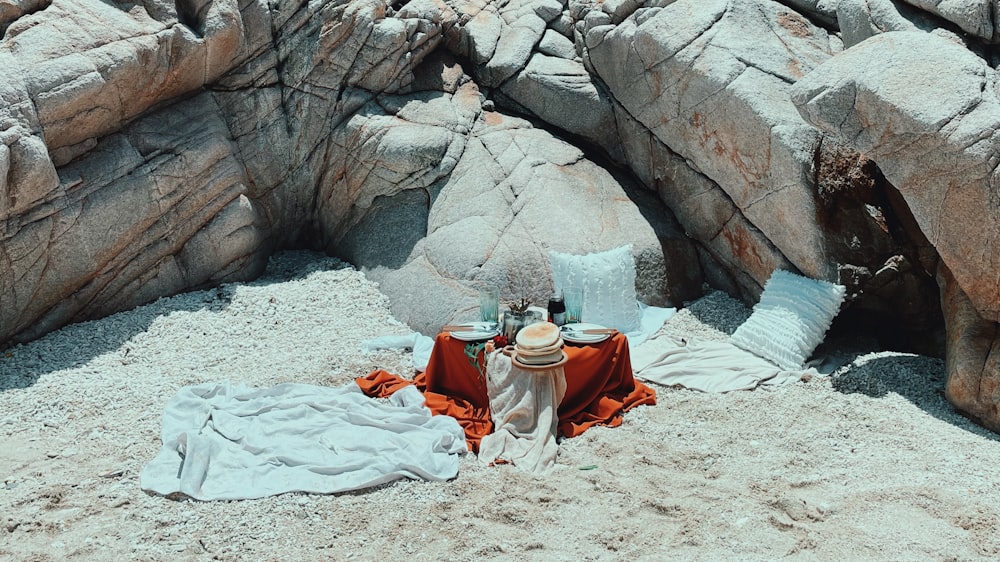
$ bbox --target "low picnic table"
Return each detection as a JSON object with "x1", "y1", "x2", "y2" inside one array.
[{"x1": 356, "y1": 330, "x2": 656, "y2": 452}]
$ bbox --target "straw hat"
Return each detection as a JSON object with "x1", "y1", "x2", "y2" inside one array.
[
  {"x1": 515, "y1": 322, "x2": 561, "y2": 349},
  {"x1": 514, "y1": 322, "x2": 564, "y2": 365}
]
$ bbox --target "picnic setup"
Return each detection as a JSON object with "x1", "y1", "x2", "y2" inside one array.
[
  {"x1": 358, "y1": 319, "x2": 653, "y2": 472},
  {"x1": 139, "y1": 246, "x2": 846, "y2": 501}
]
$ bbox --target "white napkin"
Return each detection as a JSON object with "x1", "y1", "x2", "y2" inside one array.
[{"x1": 361, "y1": 332, "x2": 435, "y2": 372}]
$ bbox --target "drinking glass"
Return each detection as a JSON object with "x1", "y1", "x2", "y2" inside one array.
[
  {"x1": 563, "y1": 287, "x2": 583, "y2": 324},
  {"x1": 524, "y1": 309, "x2": 544, "y2": 326},
  {"x1": 478, "y1": 287, "x2": 500, "y2": 323}
]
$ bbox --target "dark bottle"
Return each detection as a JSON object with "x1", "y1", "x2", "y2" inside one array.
[{"x1": 547, "y1": 294, "x2": 566, "y2": 326}]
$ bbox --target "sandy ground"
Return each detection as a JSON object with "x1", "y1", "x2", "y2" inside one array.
[{"x1": 2, "y1": 251, "x2": 999, "y2": 561}]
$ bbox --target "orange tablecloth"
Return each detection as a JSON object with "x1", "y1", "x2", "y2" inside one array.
[{"x1": 356, "y1": 332, "x2": 656, "y2": 452}]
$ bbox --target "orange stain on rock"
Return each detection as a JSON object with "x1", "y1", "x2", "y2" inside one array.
[
  {"x1": 483, "y1": 111, "x2": 502, "y2": 126},
  {"x1": 722, "y1": 225, "x2": 764, "y2": 270}
]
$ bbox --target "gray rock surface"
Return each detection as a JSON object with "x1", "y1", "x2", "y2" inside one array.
[
  {"x1": 499, "y1": 53, "x2": 623, "y2": 159},
  {"x1": 537, "y1": 28, "x2": 577, "y2": 59},
  {"x1": 938, "y1": 262, "x2": 1000, "y2": 433},
  {"x1": 585, "y1": 0, "x2": 842, "y2": 282},
  {"x1": 777, "y1": 0, "x2": 840, "y2": 25},
  {"x1": 318, "y1": 83, "x2": 479, "y2": 266},
  {"x1": 837, "y1": 0, "x2": 965, "y2": 48},
  {"x1": 0, "y1": 0, "x2": 261, "y2": 344},
  {"x1": 793, "y1": 31, "x2": 1000, "y2": 323},
  {"x1": 2, "y1": 94, "x2": 267, "y2": 344},
  {"x1": 793, "y1": 29, "x2": 1000, "y2": 427},
  {"x1": 0, "y1": 0, "x2": 49, "y2": 33},
  {"x1": 614, "y1": 105, "x2": 795, "y2": 302},
  {"x1": 438, "y1": 0, "x2": 563, "y2": 87},
  {"x1": 0, "y1": 47, "x2": 59, "y2": 218},
  {"x1": 6, "y1": 0, "x2": 246, "y2": 160},
  {"x1": 363, "y1": 108, "x2": 702, "y2": 333},
  {"x1": 901, "y1": 0, "x2": 999, "y2": 42}
]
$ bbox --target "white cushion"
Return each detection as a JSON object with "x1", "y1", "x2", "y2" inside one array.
[
  {"x1": 547, "y1": 245, "x2": 641, "y2": 333},
  {"x1": 730, "y1": 269, "x2": 846, "y2": 370}
]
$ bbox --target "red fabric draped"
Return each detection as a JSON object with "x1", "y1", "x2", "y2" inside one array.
[
  {"x1": 357, "y1": 369, "x2": 494, "y2": 452},
  {"x1": 355, "y1": 332, "x2": 655, "y2": 452}
]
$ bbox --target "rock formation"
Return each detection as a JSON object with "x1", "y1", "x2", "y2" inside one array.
[
  {"x1": 792, "y1": 28, "x2": 1000, "y2": 430},
  {"x1": 2, "y1": 0, "x2": 1000, "y2": 431}
]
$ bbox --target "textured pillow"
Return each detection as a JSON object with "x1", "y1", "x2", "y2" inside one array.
[
  {"x1": 547, "y1": 245, "x2": 641, "y2": 332},
  {"x1": 730, "y1": 269, "x2": 846, "y2": 370}
]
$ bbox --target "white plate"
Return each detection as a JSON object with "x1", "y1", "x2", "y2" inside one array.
[
  {"x1": 560, "y1": 322, "x2": 612, "y2": 344},
  {"x1": 449, "y1": 322, "x2": 500, "y2": 341}
]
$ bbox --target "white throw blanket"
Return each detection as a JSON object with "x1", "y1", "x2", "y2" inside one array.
[
  {"x1": 625, "y1": 302, "x2": 676, "y2": 350},
  {"x1": 479, "y1": 351, "x2": 566, "y2": 473},
  {"x1": 631, "y1": 334, "x2": 816, "y2": 392},
  {"x1": 140, "y1": 382, "x2": 466, "y2": 500}
]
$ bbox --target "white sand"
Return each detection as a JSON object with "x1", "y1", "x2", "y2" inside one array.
[{"x1": 2, "y1": 251, "x2": 999, "y2": 560}]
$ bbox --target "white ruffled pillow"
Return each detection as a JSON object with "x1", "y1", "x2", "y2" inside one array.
[
  {"x1": 730, "y1": 269, "x2": 846, "y2": 370},
  {"x1": 547, "y1": 245, "x2": 641, "y2": 333}
]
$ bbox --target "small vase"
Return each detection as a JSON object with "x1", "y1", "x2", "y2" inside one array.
[
  {"x1": 502, "y1": 311, "x2": 527, "y2": 341},
  {"x1": 502, "y1": 310, "x2": 543, "y2": 341}
]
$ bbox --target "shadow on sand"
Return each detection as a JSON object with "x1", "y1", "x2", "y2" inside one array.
[
  {"x1": 669, "y1": 289, "x2": 998, "y2": 443},
  {"x1": 0, "y1": 251, "x2": 346, "y2": 393},
  {"x1": 830, "y1": 352, "x2": 1000, "y2": 442}
]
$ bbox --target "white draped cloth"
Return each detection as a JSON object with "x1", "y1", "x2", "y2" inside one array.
[
  {"x1": 631, "y1": 335, "x2": 816, "y2": 392},
  {"x1": 479, "y1": 351, "x2": 566, "y2": 473},
  {"x1": 360, "y1": 332, "x2": 435, "y2": 372},
  {"x1": 140, "y1": 382, "x2": 466, "y2": 501}
]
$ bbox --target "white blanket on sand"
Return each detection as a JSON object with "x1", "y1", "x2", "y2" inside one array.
[
  {"x1": 631, "y1": 335, "x2": 817, "y2": 392},
  {"x1": 140, "y1": 382, "x2": 466, "y2": 501},
  {"x1": 479, "y1": 351, "x2": 566, "y2": 473}
]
